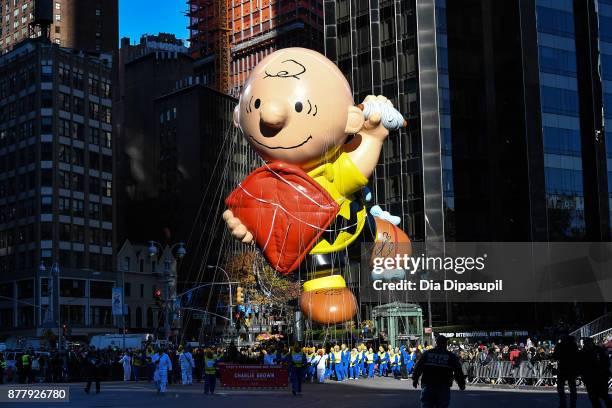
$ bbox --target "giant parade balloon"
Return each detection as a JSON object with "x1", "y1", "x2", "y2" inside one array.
[{"x1": 223, "y1": 48, "x2": 409, "y2": 324}]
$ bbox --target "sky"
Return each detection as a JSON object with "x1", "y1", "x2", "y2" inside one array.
[{"x1": 119, "y1": 0, "x2": 189, "y2": 44}]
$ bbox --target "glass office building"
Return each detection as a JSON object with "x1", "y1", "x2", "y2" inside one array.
[
  {"x1": 599, "y1": 0, "x2": 612, "y2": 238},
  {"x1": 325, "y1": 0, "x2": 611, "y2": 325},
  {"x1": 536, "y1": 0, "x2": 586, "y2": 240}
]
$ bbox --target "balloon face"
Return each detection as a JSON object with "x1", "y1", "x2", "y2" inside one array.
[
  {"x1": 235, "y1": 48, "x2": 356, "y2": 169},
  {"x1": 300, "y1": 287, "x2": 357, "y2": 324}
]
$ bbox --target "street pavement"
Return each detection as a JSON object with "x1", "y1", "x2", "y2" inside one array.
[{"x1": 0, "y1": 376, "x2": 597, "y2": 407}]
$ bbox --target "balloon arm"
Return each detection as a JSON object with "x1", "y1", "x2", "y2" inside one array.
[{"x1": 345, "y1": 133, "x2": 384, "y2": 181}]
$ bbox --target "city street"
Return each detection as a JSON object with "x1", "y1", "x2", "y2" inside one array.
[{"x1": 0, "y1": 377, "x2": 595, "y2": 408}]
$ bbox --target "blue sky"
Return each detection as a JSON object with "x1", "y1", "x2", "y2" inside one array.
[{"x1": 119, "y1": 0, "x2": 189, "y2": 44}]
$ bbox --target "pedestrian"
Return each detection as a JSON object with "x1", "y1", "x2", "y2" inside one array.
[
  {"x1": 203, "y1": 349, "x2": 218, "y2": 395},
  {"x1": 314, "y1": 349, "x2": 327, "y2": 383},
  {"x1": 377, "y1": 346, "x2": 389, "y2": 377},
  {"x1": 365, "y1": 347, "x2": 375, "y2": 378},
  {"x1": 133, "y1": 350, "x2": 144, "y2": 382},
  {"x1": 179, "y1": 346, "x2": 194, "y2": 385},
  {"x1": 21, "y1": 351, "x2": 32, "y2": 384},
  {"x1": 579, "y1": 337, "x2": 612, "y2": 408},
  {"x1": 553, "y1": 335, "x2": 579, "y2": 408},
  {"x1": 0, "y1": 352, "x2": 5, "y2": 384},
  {"x1": 349, "y1": 348, "x2": 359, "y2": 379},
  {"x1": 84, "y1": 346, "x2": 102, "y2": 394},
  {"x1": 412, "y1": 335, "x2": 466, "y2": 408},
  {"x1": 157, "y1": 348, "x2": 172, "y2": 395},
  {"x1": 118, "y1": 351, "x2": 131, "y2": 381},
  {"x1": 332, "y1": 345, "x2": 343, "y2": 381},
  {"x1": 288, "y1": 343, "x2": 307, "y2": 396},
  {"x1": 341, "y1": 344, "x2": 350, "y2": 380},
  {"x1": 358, "y1": 344, "x2": 366, "y2": 378}
]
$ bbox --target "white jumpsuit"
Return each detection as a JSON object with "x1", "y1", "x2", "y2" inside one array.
[
  {"x1": 158, "y1": 353, "x2": 172, "y2": 393},
  {"x1": 119, "y1": 354, "x2": 131, "y2": 381},
  {"x1": 179, "y1": 352, "x2": 194, "y2": 385}
]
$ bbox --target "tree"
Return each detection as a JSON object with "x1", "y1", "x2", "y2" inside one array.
[{"x1": 224, "y1": 251, "x2": 300, "y2": 308}]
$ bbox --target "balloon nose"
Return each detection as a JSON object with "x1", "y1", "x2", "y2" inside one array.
[{"x1": 259, "y1": 101, "x2": 288, "y2": 130}]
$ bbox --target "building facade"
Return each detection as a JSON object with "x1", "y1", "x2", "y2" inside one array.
[
  {"x1": 116, "y1": 240, "x2": 178, "y2": 336},
  {"x1": 115, "y1": 34, "x2": 194, "y2": 246},
  {"x1": 0, "y1": 0, "x2": 118, "y2": 55},
  {"x1": 324, "y1": 0, "x2": 611, "y2": 326},
  {"x1": 187, "y1": 0, "x2": 324, "y2": 95},
  {"x1": 0, "y1": 40, "x2": 115, "y2": 338}
]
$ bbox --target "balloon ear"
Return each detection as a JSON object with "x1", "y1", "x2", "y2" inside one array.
[
  {"x1": 233, "y1": 104, "x2": 240, "y2": 128},
  {"x1": 345, "y1": 105, "x2": 364, "y2": 134}
]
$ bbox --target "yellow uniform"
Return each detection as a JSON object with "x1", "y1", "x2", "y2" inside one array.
[{"x1": 307, "y1": 152, "x2": 368, "y2": 253}]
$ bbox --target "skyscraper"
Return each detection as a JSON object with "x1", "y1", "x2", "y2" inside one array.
[
  {"x1": 0, "y1": 0, "x2": 118, "y2": 55},
  {"x1": 0, "y1": 40, "x2": 115, "y2": 336},
  {"x1": 324, "y1": 0, "x2": 611, "y2": 326},
  {"x1": 324, "y1": 0, "x2": 610, "y2": 245}
]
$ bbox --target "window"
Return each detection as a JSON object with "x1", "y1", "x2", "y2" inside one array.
[
  {"x1": 101, "y1": 180, "x2": 112, "y2": 197},
  {"x1": 140, "y1": 283, "x2": 144, "y2": 297},
  {"x1": 17, "y1": 279, "x2": 33, "y2": 298},
  {"x1": 146, "y1": 307, "x2": 153, "y2": 327},
  {"x1": 90, "y1": 280, "x2": 113, "y2": 299},
  {"x1": 60, "y1": 279, "x2": 85, "y2": 297},
  {"x1": 539, "y1": 46, "x2": 577, "y2": 76},
  {"x1": 60, "y1": 305, "x2": 85, "y2": 326},
  {"x1": 540, "y1": 86, "x2": 579, "y2": 116},
  {"x1": 536, "y1": 6, "x2": 575, "y2": 38},
  {"x1": 123, "y1": 256, "x2": 130, "y2": 271},
  {"x1": 124, "y1": 282, "x2": 131, "y2": 297},
  {"x1": 88, "y1": 202, "x2": 100, "y2": 218},
  {"x1": 135, "y1": 307, "x2": 142, "y2": 328},
  {"x1": 72, "y1": 199, "x2": 84, "y2": 217},
  {"x1": 90, "y1": 306, "x2": 112, "y2": 326},
  {"x1": 59, "y1": 197, "x2": 71, "y2": 215}
]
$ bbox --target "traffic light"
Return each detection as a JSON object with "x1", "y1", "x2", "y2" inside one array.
[
  {"x1": 62, "y1": 324, "x2": 67, "y2": 336},
  {"x1": 236, "y1": 286, "x2": 244, "y2": 305},
  {"x1": 154, "y1": 288, "x2": 163, "y2": 308}
]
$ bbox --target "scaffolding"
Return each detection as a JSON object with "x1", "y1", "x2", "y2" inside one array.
[{"x1": 187, "y1": 0, "x2": 230, "y2": 93}]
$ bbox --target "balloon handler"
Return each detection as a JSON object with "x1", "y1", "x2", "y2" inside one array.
[{"x1": 224, "y1": 48, "x2": 411, "y2": 324}]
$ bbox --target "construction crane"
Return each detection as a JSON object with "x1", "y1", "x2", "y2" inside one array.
[{"x1": 186, "y1": 0, "x2": 231, "y2": 94}]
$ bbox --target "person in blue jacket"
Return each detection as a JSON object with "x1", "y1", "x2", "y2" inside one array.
[
  {"x1": 377, "y1": 346, "x2": 389, "y2": 377},
  {"x1": 358, "y1": 344, "x2": 366, "y2": 378},
  {"x1": 341, "y1": 344, "x2": 350, "y2": 380},
  {"x1": 365, "y1": 347, "x2": 376, "y2": 378},
  {"x1": 288, "y1": 344, "x2": 307, "y2": 396}
]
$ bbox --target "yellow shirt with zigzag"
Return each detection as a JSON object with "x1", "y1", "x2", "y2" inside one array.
[{"x1": 307, "y1": 152, "x2": 368, "y2": 254}]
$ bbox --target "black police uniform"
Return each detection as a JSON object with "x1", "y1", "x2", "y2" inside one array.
[{"x1": 412, "y1": 346, "x2": 465, "y2": 408}]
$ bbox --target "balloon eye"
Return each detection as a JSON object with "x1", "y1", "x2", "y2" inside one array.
[
  {"x1": 295, "y1": 102, "x2": 303, "y2": 112},
  {"x1": 254, "y1": 99, "x2": 261, "y2": 109}
]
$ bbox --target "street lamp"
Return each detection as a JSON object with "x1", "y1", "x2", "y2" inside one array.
[
  {"x1": 39, "y1": 261, "x2": 61, "y2": 350},
  {"x1": 148, "y1": 240, "x2": 186, "y2": 342}
]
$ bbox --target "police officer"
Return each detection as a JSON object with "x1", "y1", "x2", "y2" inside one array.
[
  {"x1": 579, "y1": 337, "x2": 612, "y2": 408},
  {"x1": 203, "y1": 349, "x2": 218, "y2": 395},
  {"x1": 21, "y1": 351, "x2": 32, "y2": 384},
  {"x1": 412, "y1": 335, "x2": 465, "y2": 408},
  {"x1": 288, "y1": 344, "x2": 307, "y2": 396},
  {"x1": 84, "y1": 346, "x2": 102, "y2": 394}
]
